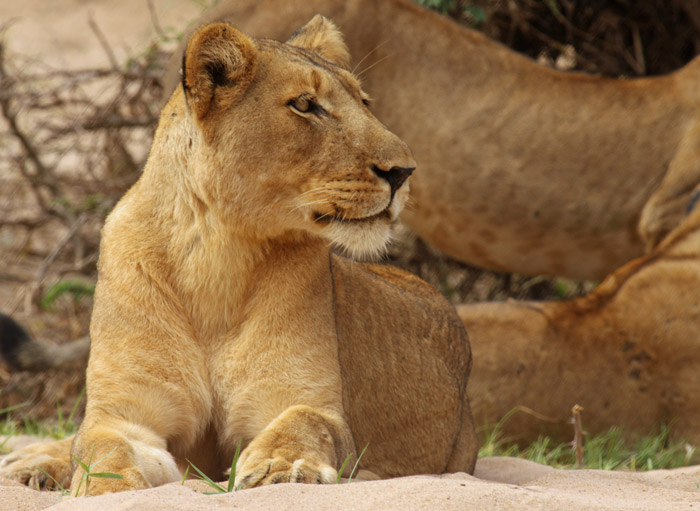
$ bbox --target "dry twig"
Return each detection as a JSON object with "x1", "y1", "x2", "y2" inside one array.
[
  {"x1": 88, "y1": 13, "x2": 120, "y2": 70},
  {"x1": 29, "y1": 214, "x2": 88, "y2": 304},
  {"x1": 571, "y1": 404, "x2": 585, "y2": 467}
]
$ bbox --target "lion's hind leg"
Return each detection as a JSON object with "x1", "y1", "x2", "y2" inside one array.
[
  {"x1": 445, "y1": 396, "x2": 478, "y2": 475},
  {"x1": 351, "y1": 469, "x2": 381, "y2": 481},
  {"x1": 0, "y1": 435, "x2": 73, "y2": 491}
]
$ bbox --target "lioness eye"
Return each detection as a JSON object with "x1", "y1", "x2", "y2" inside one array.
[
  {"x1": 290, "y1": 96, "x2": 312, "y2": 113},
  {"x1": 288, "y1": 95, "x2": 325, "y2": 116},
  {"x1": 362, "y1": 98, "x2": 371, "y2": 107}
]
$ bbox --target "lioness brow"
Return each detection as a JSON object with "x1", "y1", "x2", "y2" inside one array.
[{"x1": 257, "y1": 39, "x2": 362, "y2": 100}]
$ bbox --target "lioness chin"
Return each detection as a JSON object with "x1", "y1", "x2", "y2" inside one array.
[{"x1": 0, "y1": 17, "x2": 477, "y2": 495}]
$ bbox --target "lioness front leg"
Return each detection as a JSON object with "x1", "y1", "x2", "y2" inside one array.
[
  {"x1": 69, "y1": 418, "x2": 180, "y2": 496},
  {"x1": 235, "y1": 405, "x2": 354, "y2": 488}
]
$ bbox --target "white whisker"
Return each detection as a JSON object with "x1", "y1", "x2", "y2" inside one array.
[
  {"x1": 352, "y1": 40, "x2": 391, "y2": 75},
  {"x1": 314, "y1": 211, "x2": 334, "y2": 222},
  {"x1": 296, "y1": 186, "x2": 328, "y2": 200},
  {"x1": 290, "y1": 198, "x2": 331, "y2": 214},
  {"x1": 357, "y1": 54, "x2": 393, "y2": 78}
]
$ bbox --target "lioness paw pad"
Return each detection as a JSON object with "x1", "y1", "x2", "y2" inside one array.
[
  {"x1": 236, "y1": 457, "x2": 337, "y2": 488},
  {"x1": 0, "y1": 452, "x2": 71, "y2": 491}
]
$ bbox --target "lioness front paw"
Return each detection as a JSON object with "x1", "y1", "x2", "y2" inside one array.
[
  {"x1": 0, "y1": 446, "x2": 71, "y2": 491},
  {"x1": 235, "y1": 456, "x2": 337, "y2": 488}
]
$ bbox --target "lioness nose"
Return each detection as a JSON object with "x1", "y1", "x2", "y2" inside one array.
[{"x1": 371, "y1": 164, "x2": 415, "y2": 196}]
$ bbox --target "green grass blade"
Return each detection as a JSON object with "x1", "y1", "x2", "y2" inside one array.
[
  {"x1": 37, "y1": 468, "x2": 69, "y2": 496},
  {"x1": 186, "y1": 459, "x2": 227, "y2": 493},
  {"x1": 0, "y1": 401, "x2": 31, "y2": 415},
  {"x1": 337, "y1": 453, "x2": 352, "y2": 483},
  {"x1": 65, "y1": 387, "x2": 86, "y2": 432},
  {"x1": 348, "y1": 444, "x2": 369, "y2": 483},
  {"x1": 89, "y1": 446, "x2": 118, "y2": 471},
  {"x1": 72, "y1": 470, "x2": 85, "y2": 497},
  {"x1": 72, "y1": 455, "x2": 90, "y2": 474},
  {"x1": 89, "y1": 472, "x2": 124, "y2": 479},
  {"x1": 40, "y1": 279, "x2": 95, "y2": 311},
  {"x1": 56, "y1": 401, "x2": 64, "y2": 433},
  {"x1": 227, "y1": 440, "x2": 243, "y2": 493}
]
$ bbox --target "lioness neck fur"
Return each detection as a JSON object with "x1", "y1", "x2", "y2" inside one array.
[
  {"x1": 165, "y1": 0, "x2": 700, "y2": 279},
  {"x1": 0, "y1": 17, "x2": 476, "y2": 494}
]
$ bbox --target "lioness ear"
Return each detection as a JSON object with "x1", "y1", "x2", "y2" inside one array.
[
  {"x1": 182, "y1": 22, "x2": 258, "y2": 120},
  {"x1": 286, "y1": 15, "x2": 351, "y2": 70}
]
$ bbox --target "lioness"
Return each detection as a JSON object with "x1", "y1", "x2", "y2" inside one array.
[
  {"x1": 0, "y1": 17, "x2": 477, "y2": 494},
  {"x1": 164, "y1": 0, "x2": 700, "y2": 279},
  {"x1": 459, "y1": 199, "x2": 700, "y2": 445}
]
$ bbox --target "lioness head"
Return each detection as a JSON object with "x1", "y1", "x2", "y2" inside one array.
[{"x1": 169, "y1": 15, "x2": 415, "y2": 258}]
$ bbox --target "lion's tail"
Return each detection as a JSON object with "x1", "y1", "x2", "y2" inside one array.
[{"x1": 0, "y1": 313, "x2": 90, "y2": 372}]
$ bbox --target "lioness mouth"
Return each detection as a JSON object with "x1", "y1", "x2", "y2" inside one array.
[{"x1": 313, "y1": 209, "x2": 391, "y2": 225}]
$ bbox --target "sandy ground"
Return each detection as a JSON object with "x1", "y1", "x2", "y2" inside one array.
[
  {"x1": 2, "y1": 427, "x2": 700, "y2": 511},
  {"x1": 2, "y1": 452, "x2": 700, "y2": 511},
  {"x1": 0, "y1": 0, "x2": 203, "y2": 68}
]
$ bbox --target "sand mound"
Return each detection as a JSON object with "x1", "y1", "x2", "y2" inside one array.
[{"x1": 3, "y1": 454, "x2": 698, "y2": 511}]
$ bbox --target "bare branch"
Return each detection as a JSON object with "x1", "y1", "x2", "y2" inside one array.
[
  {"x1": 147, "y1": 0, "x2": 168, "y2": 41},
  {"x1": 88, "y1": 13, "x2": 120, "y2": 70},
  {"x1": 0, "y1": 43, "x2": 59, "y2": 196},
  {"x1": 0, "y1": 217, "x2": 49, "y2": 229},
  {"x1": 29, "y1": 214, "x2": 88, "y2": 306}
]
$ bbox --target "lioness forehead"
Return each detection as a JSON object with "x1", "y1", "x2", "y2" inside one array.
[{"x1": 256, "y1": 38, "x2": 363, "y2": 96}]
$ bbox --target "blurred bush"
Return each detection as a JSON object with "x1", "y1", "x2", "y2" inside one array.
[{"x1": 417, "y1": 0, "x2": 700, "y2": 76}]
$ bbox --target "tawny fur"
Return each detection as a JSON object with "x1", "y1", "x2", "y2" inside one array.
[
  {"x1": 163, "y1": 0, "x2": 700, "y2": 279},
  {"x1": 460, "y1": 203, "x2": 700, "y2": 445},
  {"x1": 0, "y1": 17, "x2": 476, "y2": 495}
]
